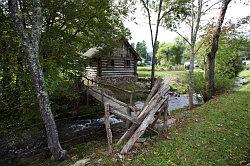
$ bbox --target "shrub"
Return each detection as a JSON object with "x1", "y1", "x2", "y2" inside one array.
[
  {"x1": 169, "y1": 65, "x2": 185, "y2": 71},
  {"x1": 159, "y1": 59, "x2": 172, "y2": 70},
  {"x1": 194, "y1": 72, "x2": 234, "y2": 101},
  {"x1": 244, "y1": 64, "x2": 250, "y2": 70}
]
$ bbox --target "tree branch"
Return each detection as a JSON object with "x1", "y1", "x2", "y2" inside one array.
[
  {"x1": 194, "y1": 40, "x2": 206, "y2": 55},
  {"x1": 203, "y1": 0, "x2": 222, "y2": 13},
  {"x1": 171, "y1": 28, "x2": 192, "y2": 46}
]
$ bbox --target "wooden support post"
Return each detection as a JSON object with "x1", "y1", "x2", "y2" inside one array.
[
  {"x1": 126, "y1": 106, "x2": 132, "y2": 129},
  {"x1": 86, "y1": 88, "x2": 89, "y2": 106},
  {"x1": 163, "y1": 98, "x2": 169, "y2": 128},
  {"x1": 150, "y1": 105, "x2": 165, "y2": 128},
  {"x1": 101, "y1": 89, "x2": 104, "y2": 103},
  {"x1": 130, "y1": 93, "x2": 133, "y2": 106},
  {"x1": 104, "y1": 103, "x2": 113, "y2": 154},
  {"x1": 117, "y1": 85, "x2": 170, "y2": 146},
  {"x1": 126, "y1": 93, "x2": 133, "y2": 129},
  {"x1": 120, "y1": 95, "x2": 168, "y2": 154}
]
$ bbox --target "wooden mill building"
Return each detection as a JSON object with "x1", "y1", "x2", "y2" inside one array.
[{"x1": 82, "y1": 39, "x2": 141, "y2": 83}]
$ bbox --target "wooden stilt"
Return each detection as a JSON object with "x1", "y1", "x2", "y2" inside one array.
[
  {"x1": 86, "y1": 88, "x2": 89, "y2": 106},
  {"x1": 163, "y1": 98, "x2": 169, "y2": 128},
  {"x1": 120, "y1": 95, "x2": 168, "y2": 154},
  {"x1": 126, "y1": 93, "x2": 133, "y2": 129},
  {"x1": 104, "y1": 103, "x2": 113, "y2": 154}
]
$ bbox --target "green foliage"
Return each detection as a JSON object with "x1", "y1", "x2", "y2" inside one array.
[
  {"x1": 135, "y1": 40, "x2": 148, "y2": 59},
  {"x1": 194, "y1": 72, "x2": 234, "y2": 101},
  {"x1": 0, "y1": 0, "x2": 130, "y2": 127},
  {"x1": 198, "y1": 27, "x2": 249, "y2": 79},
  {"x1": 215, "y1": 34, "x2": 247, "y2": 78},
  {"x1": 129, "y1": 70, "x2": 250, "y2": 166},
  {"x1": 244, "y1": 64, "x2": 250, "y2": 70},
  {"x1": 161, "y1": 0, "x2": 191, "y2": 29},
  {"x1": 156, "y1": 40, "x2": 186, "y2": 66}
]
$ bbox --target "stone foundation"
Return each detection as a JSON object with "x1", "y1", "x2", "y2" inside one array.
[{"x1": 97, "y1": 76, "x2": 138, "y2": 85}]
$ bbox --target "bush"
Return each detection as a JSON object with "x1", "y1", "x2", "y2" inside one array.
[
  {"x1": 158, "y1": 59, "x2": 173, "y2": 70},
  {"x1": 194, "y1": 72, "x2": 234, "y2": 101},
  {"x1": 244, "y1": 64, "x2": 250, "y2": 70},
  {"x1": 169, "y1": 65, "x2": 185, "y2": 71}
]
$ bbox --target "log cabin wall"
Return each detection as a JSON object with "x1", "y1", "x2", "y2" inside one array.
[
  {"x1": 100, "y1": 43, "x2": 137, "y2": 77},
  {"x1": 85, "y1": 59, "x2": 99, "y2": 80},
  {"x1": 85, "y1": 41, "x2": 140, "y2": 84}
]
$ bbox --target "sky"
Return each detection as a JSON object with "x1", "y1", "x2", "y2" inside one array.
[{"x1": 123, "y1": 0, "x2": 250, "y2": 51}]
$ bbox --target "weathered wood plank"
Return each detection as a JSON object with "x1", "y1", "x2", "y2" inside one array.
[
  {"x1": 117, "y1": 83, "x2": 170, "y2": 146},
  {"x1": 88, "y1": 87, "x2": 138, "y2": 124},
  {"x1": 142, "y1": 78, "x2": 162, "y2": 110},
  {"x1": 120, "y1": 95, "x2": 169, "y2": 154},
  {"x1": 104, "y1": 103, "x2": 113, "y2": 154}
]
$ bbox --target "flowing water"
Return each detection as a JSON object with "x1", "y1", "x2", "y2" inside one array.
[{"x1": 1, "y1": 93, "x2": 204, "y2": 164}]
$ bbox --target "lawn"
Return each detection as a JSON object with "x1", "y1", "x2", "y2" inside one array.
[
  {"x1": 128, "y1": 70, "x2": 250, "y2": 166},
  {"x1": 137, "y1": 66, "x2": 188, "y2": 79},
  {"x1": 23, "y1": 70, "x2": 250, "y2": 166}
]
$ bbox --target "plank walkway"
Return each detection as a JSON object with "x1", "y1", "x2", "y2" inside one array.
[{"x1": 88, "y1": 87, "x2": 137, "y2": 124}]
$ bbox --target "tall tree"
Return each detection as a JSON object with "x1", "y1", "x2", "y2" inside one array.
[
  {"x1": 8, "y1": 0, "x2": 67, "y2": 161},
  {"x1": 165, "y1": 0, "x2": 225, "y2": 108},
  {"x1": 168, "y1": 0, "x2": 202, "y2": 108},
  {"x1": 139, "y1": 0, "x2": 188, "y2": 88},
  {"x1": 140, "y1": 0, "x2": 163, "y2": 88},
  {"x1": 207, "y1": 0, "x2": 232, "y2": 99},
  {"x1": 135, "y1": 40, "x2": 147, "y2": 59},
  {"x1": 156, "y1": 42, "x2": 185, "y2": 66}
]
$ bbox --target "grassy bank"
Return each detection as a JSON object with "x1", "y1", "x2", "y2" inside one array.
[
  {"x1": 129, "y1": 70, "x2": 250, "y2": 166},
  {"x1": 20, "y1": 70, "x2": 250, "y2": 165},
  {"x1": 137, "y1": 66, "x2": 187, "y2": 79}
]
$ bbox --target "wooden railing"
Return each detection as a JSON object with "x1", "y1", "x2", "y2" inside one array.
[
  {"x1": 83, "y1": 76, "x2": 150, "y2": 106},
  {"x1": 83, "y1": 76, "x2": 151, "y2": 128}
]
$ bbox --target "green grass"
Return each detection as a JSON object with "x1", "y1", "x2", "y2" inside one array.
[
  {"x1": 137, "y1": 66, "x2": 189, "y2": 93},
  {"x1": 138, "y1": 70, "x2": 187, "y2": 79},
  {"x1": 127, "y1": 70, "x2": 250, "y2": 166},
  {"x1": 137, "y1": 66, "x2": 187, "y2": 79},
  {"x1": 21, "y1": 70, "x2": 250, "y2": 166}
]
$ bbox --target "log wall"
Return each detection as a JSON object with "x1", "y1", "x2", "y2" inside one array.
[{"x1": 86, "y1": 43, "x2": 139, "y2": 80}]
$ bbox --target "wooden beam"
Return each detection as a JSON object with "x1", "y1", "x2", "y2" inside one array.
[
  {"x1": 142, "y1": 78, "x2": 162, "y2": 110},
  {"x1": 104, "y1": 103, "x2": 113, "y2": 154},
  {"x1": 120, "y1": 95, "x2": 169, "y2": 154},
  {"x1": 117, "y1": 84, "x2": 170, "y2": 146}
]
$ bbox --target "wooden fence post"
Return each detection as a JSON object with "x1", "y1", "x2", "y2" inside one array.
[
  {"x1": 104, "y1": 103, "x2": 113, "y2": 154},
  {"x1": 101, "y1": 89, "x2": 104, "y2": 103},
  {"x1": 163, "y1": 97, "x2": 169, "y2": 128},
  {"x1": 86, "y1": 88, "x2": 89, "y2": 106},
  {"x1": 126, "y1": 92, "x2": 133, "y2": 129}
]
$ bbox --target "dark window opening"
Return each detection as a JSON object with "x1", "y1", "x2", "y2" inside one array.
[
  {"x1": 125, "y1": 60, "x2": 130, "y2": 67},
  {"x1": 110, "y1": 59, "x2": 114, "y2": 67}
]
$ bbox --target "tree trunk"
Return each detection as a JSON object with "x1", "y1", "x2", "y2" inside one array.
[
  {"x1": 150, "y1": 54, "x2": 156, "y2": 88},
  {"x1": 140, "y1": 0, "x2": 163, "y2": 88},
  {"x1": 8, "y1": 0, "x2": 67, "y2": 161},
  {"x1": 188, "y1": 0, "x2": 202, "y2": 109},
  {"x1": 207, "y1": 0, "x2": 231, "y2": 99},
  {"x1": 27, "y1": 47, "x2": 67, "y2": 161},
  {"x1": 188, "y1": 45, "x2": 195, "y2": 109},
  {"x1": 207, "y1": 56, "x2": 215, "y2": 97}
]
